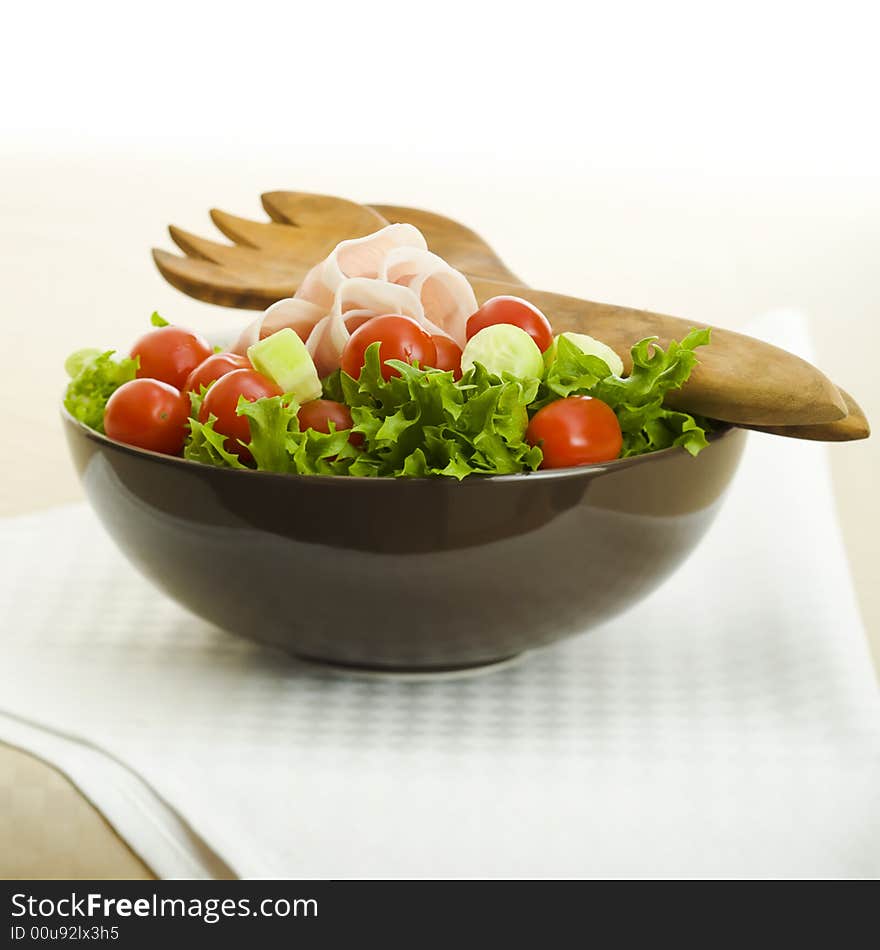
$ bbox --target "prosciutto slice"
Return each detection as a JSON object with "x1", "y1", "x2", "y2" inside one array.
[
  {"x1": 305, "y1": 277, "x2": 426, "y2": 377},
  {"x1": 292, "y1": 223, "x2": 428, "y2": 312},
  {"x1": 233, "y1": 297, "x2": 324, "y2": 352},
  {"x1": 381, "y1": 246, "x2": 475, "y2": 344},
  {"x1": 232, "y1": 224, "x2": 476, "y2": 371}
]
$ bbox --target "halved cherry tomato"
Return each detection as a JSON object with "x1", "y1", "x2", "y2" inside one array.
[
  {"x1": 430, "y1": 334, "x2": 463, "y2": 379},
  {"x1": 341, "y1": 315, "x2": 437, "y2": 382},
  {"x1": 526, "y1": 396, "x2": 623, "y2": 468},
  {"x1": 297, "y1": 399, "x2": 364, "y2": 447},
  {"x1": 130, "y1": 326, "x2": 213, "y2": 390},
  {"x1": 104, "y1": 378, "x2": 189, "y2": 455},
  {"x1": 199, "y1": 369, "x2": 282, "y2": 459},
  {"x1": 184, "y1": 352, "x2": 251, "y2": 394},
  {"x1": 466, "y1": 296, "x2": 554, "y2": 353}
]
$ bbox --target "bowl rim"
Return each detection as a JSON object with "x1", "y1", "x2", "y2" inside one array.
[{"x1": 61, "y1": 404, "x2": 738, "y2": 487}]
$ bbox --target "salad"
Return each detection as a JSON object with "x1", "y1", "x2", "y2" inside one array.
[
  {"x1": 64, "y1": 299, "x2": 712, "y2": 478},
  {"x1": 65, "y1": 221, "x2": 712, "y2": 477}
]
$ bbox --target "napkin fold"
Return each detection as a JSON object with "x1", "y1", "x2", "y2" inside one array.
[
  {"x1": 1, "y1": 311, "x2": 878, "y2": 879},
  {"x1": 0, "y1": 712, "x2": 229, "y2": 879}
]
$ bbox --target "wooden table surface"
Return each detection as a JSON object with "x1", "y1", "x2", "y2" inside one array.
[{"x1": 2, "y1": 154, "x2": 877, "y2": 879}]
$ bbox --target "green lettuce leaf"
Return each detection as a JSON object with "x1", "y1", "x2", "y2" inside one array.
[
  {"x1": 321, "y1": 369, "x2": 345, "y2": 402},
  {"x1": 97, "y1": 315, "x2": 714, "y2": 476},
  {"x1": 291, "y1": 428, "x2": 360, "y2": 475},
  {"x1": 63, "y1": 350, "x2": 139, "y2": 432},
  {"x1": 539, "y1": 328, "x2": 713, "y2": 457},
  {"x1": 198, "y1": 393, "x2": 358, "y2": 476},
  {"x1": 186, "y1": 385, "x2": 209, "y2": 420},
  {"x1": 336, "y1": 343, "x2": 542, "y2": 479},
  {"x1": 591, "y1": 328, "x2": 712, "y2": 457},
  {"x1": 188, "y1": 343, "x2": 543, "y2": 478},
  {"x1": 64, "y1": 348, "x2": 103, "y2": 379},
  {"x1": 183, "y1": 415, "x2": 246, "y2": 469},
  {"x1": 543, "y1": 335, "x2": 614, "y2": 399},
  {"x1": 63, "y1": 313, "x2": 180, "y2": 433},
  {"x1": 236, "y1": 395, "x2": 300, "y2": 473}
]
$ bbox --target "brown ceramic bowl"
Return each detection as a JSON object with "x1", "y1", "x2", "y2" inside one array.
[{"x1": 63, "y1": 409, "x2": 746, "y2": 672}]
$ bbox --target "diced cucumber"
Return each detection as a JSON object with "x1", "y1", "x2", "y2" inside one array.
[
  {"x1": 461, "y1": 324, "x2": 545, "y2": 381},
  {"x1": 557, "y1": 331, "x2": 624, "y2": 377},
  {"x1": 247, "y1": 329, "x2": 322, "y2": 403}
]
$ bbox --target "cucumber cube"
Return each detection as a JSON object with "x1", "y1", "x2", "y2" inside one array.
[{"x1": 247, "y1": 329, "x2": 322, "y2": 403}]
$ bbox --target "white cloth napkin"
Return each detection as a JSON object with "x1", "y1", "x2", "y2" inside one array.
[
  {"x1": 1, "y1": 311, "x2": 878, "y2": 879},
  {"x1": 0, "y1": 712, "x2": 230, "y2": 879}
]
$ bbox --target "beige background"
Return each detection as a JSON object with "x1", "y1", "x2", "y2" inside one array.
[{"x1": 1, "y1": 150, "x2": 878, "y2": 877}]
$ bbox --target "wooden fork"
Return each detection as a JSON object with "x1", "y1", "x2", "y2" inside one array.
[
  {"x1": 152, "y1": 192, "x2": 519, "y2": 308},
  {"x1": 152, "y1": 192, "x2": 867, "y2": 439}
]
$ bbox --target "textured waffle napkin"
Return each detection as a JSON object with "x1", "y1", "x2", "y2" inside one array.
[
  {"x1": 0, "y1": 712, "x2": 230, "y2": 879},
  {"x1": 1, "y1": 311, "x2": 878, "y2": 879}
]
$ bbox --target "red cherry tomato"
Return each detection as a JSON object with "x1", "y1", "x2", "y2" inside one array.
[
  {"x1": 184, "y1": 352, "x2": 251, "y2": 394},
  {"x1": 297, "y1": 399, "x2": 364, "y2": 448},
  {"x1": 199, "y1": 369, "x2": 282, "y2": 459},
  {"x1": 466, "y1": 296, "x2": 554, "y2": 353},
  {"x1": 429, "y1": 334, "x2": 463, "y2": 379},
  {"x1": 341, "y1": 315, "x2": 437, "y2": 382},
  {"x1": 130, "y1": 326, "x2": 213, "y2": 390},
  {"x1": 526, "y1": 396, "x2": 623, "y2": 468},
  {"x1": 104, "y1": 378, "x2": 189, "y2": 456}
]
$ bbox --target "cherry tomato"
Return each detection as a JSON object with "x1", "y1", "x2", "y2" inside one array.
[
  {"x1": 131, "y1": 326, "x2": 213, "y2": 390},
  {"x1": 341, "y1": 315, "x2": 437, "y2": 382},
  {"x1": 429, "y1": 334, "x2": 463, "y2": 379},
  {"x1": 526, "y1": 396, "x2": 623, "y2": 468},
  {"x1": 104, "y1": 378, "x2": 189, "y2": 455},
  {"x1": 199, "y1": 369, "x2": 282, "y2": 459},
  {"x1": 466, "y1": 296, "x2": 554, "y2": 353},
  {"x1": 297, "y1": 399, "x2": 364, "y2": 447},
  {"x1": 184, "y1": 352, "x2": 251, "y2": 394}
]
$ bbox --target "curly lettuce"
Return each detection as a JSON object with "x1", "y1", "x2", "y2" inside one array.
[
  {"x1": 184, "y1": 343, "x2": 543, "y2": 479},
  {"x1": 63, "y1": 350, "x2": 139, "y2": 432},
  {"x1": 63, "y1": 314, "x2": 170, "y2": 432},
  {"x1": 68, "y1": 317, "x2": 713, "y2": 476},
  {"x1": 339, "y1": 343, "x2": 542, "y2": 478},
  {"x1": 184, "y1": 414, "x2": 247, "y2": 469},
  {"x1": 539, "y1": 329, "x2": 712, "y2": 457}
]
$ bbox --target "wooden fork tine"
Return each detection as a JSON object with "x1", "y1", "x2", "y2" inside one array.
[
  {"x1": 167, "y1": 225, "x2": 297, "y2": 274},
  {"x1": 152, "y1": 249, "x2": 291, "y2": 310},
  {"x1": 261, "y1": 191, "x2": 387, "y2": 235},
  {"x1": 169, "y1": 226, "x2": 242, "y2": 265},
  {"x1": 209, "y1": 209, "x2": 304, "y2": 255}
]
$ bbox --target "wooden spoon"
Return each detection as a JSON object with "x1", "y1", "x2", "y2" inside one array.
[
  {"x1": 152, "y1": 192, "x2": 857, "y2": 431},
  {"x1": 743, "y1": 388, "x2": 869, "y2": 441}
]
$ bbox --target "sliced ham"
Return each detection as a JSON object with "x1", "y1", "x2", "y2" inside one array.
[
  {"x1": 321, "y1": 223, "x2": 427, "y2": 292},
  {"x1": 306, "y1": 277, "x2": 425, "y2": 377},
  {"x1": 381, "y1": 247, "x2": 476, "y2": 345},
  {"x1": 294, "y1": 223, "x2": 427, "y2": 311},
  {"x1": 233, "y1": 224, "x2": 477, "y2": 373},
  {"x1": 232, "y1": 297, "x2": 325, "y2": 353}
]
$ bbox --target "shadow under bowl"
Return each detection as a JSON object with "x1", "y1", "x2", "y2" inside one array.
[{"x1": 63, "y1": 409, "x2": 746, "y2": 672}]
